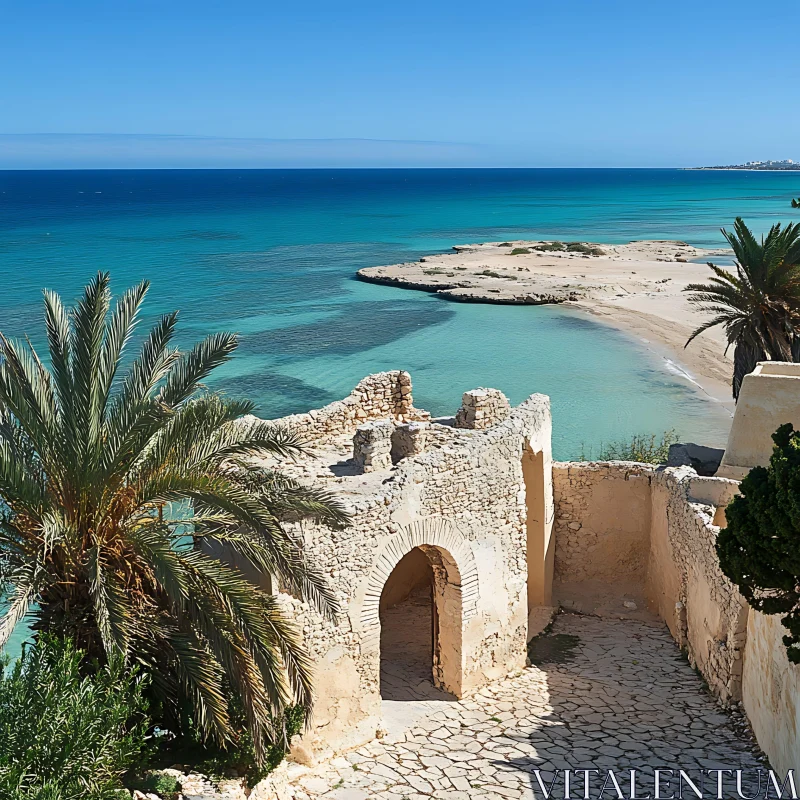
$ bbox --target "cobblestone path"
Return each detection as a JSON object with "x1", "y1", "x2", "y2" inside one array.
[{"x1": 290, "y1": 614, "x2": 765, "y2": 800}]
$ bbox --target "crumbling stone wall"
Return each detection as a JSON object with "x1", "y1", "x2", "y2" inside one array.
[
  {"x1": 390, "y1": 422, "x2": 428, "y2": 463},
  {"x1": 352, "y1": 420, "x2": 393, "y2": 472},
  {"x1": 455, "y1": 387, "x2": 511, "y2": 430},
  {"x1": 648, "y1": 468, "x2": 748, "y2": 705},
  {"x1": 253, "y1": 378, "x2": 553, "y2": 759},
  {"x1": 278, "y1": 371, "x2": 427, "y2": 443}
]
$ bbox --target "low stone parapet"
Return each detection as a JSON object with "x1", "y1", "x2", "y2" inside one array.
[{"x1": 275, "y1": 371, "x2": 428, "y2": 444}]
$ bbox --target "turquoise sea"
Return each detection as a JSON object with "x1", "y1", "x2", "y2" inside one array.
[
  {"x1": 4, "y1": 168, "x2": 800, "y2": 457},
  {"x1": 2, "y1": 167, "x2": 800, "y2": 657}
]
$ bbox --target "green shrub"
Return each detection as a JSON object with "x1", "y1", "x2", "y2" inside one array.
[
  {"x1": 534, "y1": 242, "x2": 565, "y2": 252},
  {"x1": 509, "y1": 248, "x2": 530, "y2": 255},
  {"x1": 128, "y1": 773, "x2": 181, "y2": 796},
  {"x1": 155, "y1": 704, "x2": 305, "y2": 787},
  {"x1": 717, "y1": 423, "x2": 800, "y2": 663},
  {"x1": 583, "y1": 429, "x2": 678, "y2": 464},
  {"x1": 565, "y1": 242, "x2": 606, "y2": 256},
  {"x1": 0, "y1": 636, "x2": 150, "y2": 800}
]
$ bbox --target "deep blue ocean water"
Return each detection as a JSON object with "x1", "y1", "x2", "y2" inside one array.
[
  {"x1": 2, "y1": 167, "x2": 800, "y2": 657},
  {"x1": 4, "y1": 168, "x2": 800, "y2": 456}
]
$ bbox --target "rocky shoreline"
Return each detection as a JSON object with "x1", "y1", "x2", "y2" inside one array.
[
  {"x1": 356, "y1": 266, "x2": 578, "y2": 305},
  {"x1": 356, "y1": 239, "x2": 725, "y2": 307}
]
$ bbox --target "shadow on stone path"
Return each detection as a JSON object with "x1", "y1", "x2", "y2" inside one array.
[
  {"x1": 379, "y1": 587, "x2": 457, "y2": 739},
  {"x1": 289, "y1": 614, "x2": 766, "y2": 800}
]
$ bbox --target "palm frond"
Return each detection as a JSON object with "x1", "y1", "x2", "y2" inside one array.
[
  {"x1": 685, "y1": 218, "x2": 800, "y2": 398},
  {"x1": 43, "y1": 289, "x2": 73, "y2": 418},
  {"x1": 159, "y1": 332, "x2": 239, "y2": 407},
  {"x1": 87, "y1": 545, "x2": 132, "y2": 658},
  {"x1": 0, "y1": 274, "x2": 348, "y2": 759},
  {"x1": 0, "y1": 562, "x2": 43, "y2": 649},
  {"x1": 94, "y1": 280, "x2": 149, "y2": 434},
  {"x1": 70, "y1": 272, "x2": 112, "y2": 465}
]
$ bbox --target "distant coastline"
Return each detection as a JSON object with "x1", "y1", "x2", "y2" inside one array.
[
  {"x1": 688, "y1": 168, "x2": 800, "y2": 171},
  {"x1": 687, "y1": 159, "x2": 800, "y2": 171}
]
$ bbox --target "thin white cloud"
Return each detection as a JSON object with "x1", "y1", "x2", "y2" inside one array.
[{"x1": 0, "y1": 134, "x2": 483, "y2": 169}]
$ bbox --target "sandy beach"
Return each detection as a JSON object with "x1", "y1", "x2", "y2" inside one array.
[{"x1": 357, "y1": 240, "x2": 736, "y2": 413}]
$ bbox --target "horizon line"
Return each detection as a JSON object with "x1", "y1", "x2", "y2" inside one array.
[{"x1": 0, "y1": 165, "x2": 704, "y2": 171}]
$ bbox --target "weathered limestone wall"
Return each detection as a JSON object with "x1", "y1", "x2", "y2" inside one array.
[
  {"x1": 551, "y1": 462, "x2": 798, "y2": 770},
  {"x1": 258, "y1": 378, "x2": 553, "y2": 758},
  {"x1": 742, "y1": 611, "x2": 800, "y2": 774},
  {"x1": 352, "y1": 420, "x2": 394, "y2": 472},
  {"x1": 278, "y1": 371, "x2": 427, "y2": 442},
  {"x1": 647, "y1": 469, "x2": 748, "y2": 704},
  {"x1": 390, "y1": 422, "x2": 428, "y2": 463},
  {"x1": 718, "y1": 361, "x2": 800, "y2": 479},
  {"x1": 524, "y1": 445, "x2": 555, "y2": 613},
  {"x1": 454, "y1": 388, "x2": 511, "y2": 430},
  {"x1": 552, "y1": 462, "x2": 654, "y2": 616}
]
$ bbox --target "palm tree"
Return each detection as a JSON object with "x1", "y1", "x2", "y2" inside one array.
[
  {"x1": 684, "y1": 218, "x2": 800, "y2": 399},
  {"x1": 0, "y1": 273, "x2": 349, "y2": 761}
]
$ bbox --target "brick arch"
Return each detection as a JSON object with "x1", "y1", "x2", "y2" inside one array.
[{"x1": 359, "y1": 517, "x2": 479, "y2": 651}]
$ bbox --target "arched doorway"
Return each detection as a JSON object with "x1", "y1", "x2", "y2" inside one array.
[{"x1": 378, "y1": 544, "x2": 462, "y2": 701}]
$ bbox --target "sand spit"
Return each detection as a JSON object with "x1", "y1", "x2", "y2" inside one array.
[{"x1": 357, "y1": 239, "x2": 736, "y2": 409}]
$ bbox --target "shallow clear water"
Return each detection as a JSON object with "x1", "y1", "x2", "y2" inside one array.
[
  {"x1": 3, "y1": 167, "x2": 800, "y2": 656},
  {"x1": 4, "y1": 167, "x2": 800, "y2": 450}
]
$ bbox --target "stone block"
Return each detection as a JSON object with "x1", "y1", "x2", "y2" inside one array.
[
  {"x1": 454, "y1": 388, "x2": 511, "y2": 430},
  {"x1": 390, "y1": 421, "x2": 428, "y2": 463},
  {"x1": 353, "y1": 420, "x2": 394, "y2": 473}
]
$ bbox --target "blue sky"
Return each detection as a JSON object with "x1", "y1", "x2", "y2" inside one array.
[{"x1": 2, "y1": 0, "x2": 799, "y2": 168}]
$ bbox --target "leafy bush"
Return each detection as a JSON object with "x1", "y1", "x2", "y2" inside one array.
[
  {"x1": 509, "y1": 248, "x2": 530, "y2": 255},
  {"x1": 583, "y1": 430, "x2": 678, "y2": 464},
  {"x1": 565, "y1": 242, "x2": 606, "y2": 256},
  {"x1": 157, "y1": 704, "x2": 305, "y2": 786},
  {"x1": 128, "y1": 773, "x2": 181, "y2": 796},
  {"x1": 717, "y1": 423, "x2": 800, "y2": 663},
  {"x1": 0, "y1": 636, "x2": 150, "y2": 800},
  {"x1": 534, "y1": 242, "x2": 565, "y2": 252}
]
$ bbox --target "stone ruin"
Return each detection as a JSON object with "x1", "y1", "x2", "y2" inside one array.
[
  {"x1": 454, "y1": 387, "x2": 511, "y2": 430},
  {"x1": 210, "y1": 369, "x2": 799, "y2": 775}
]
